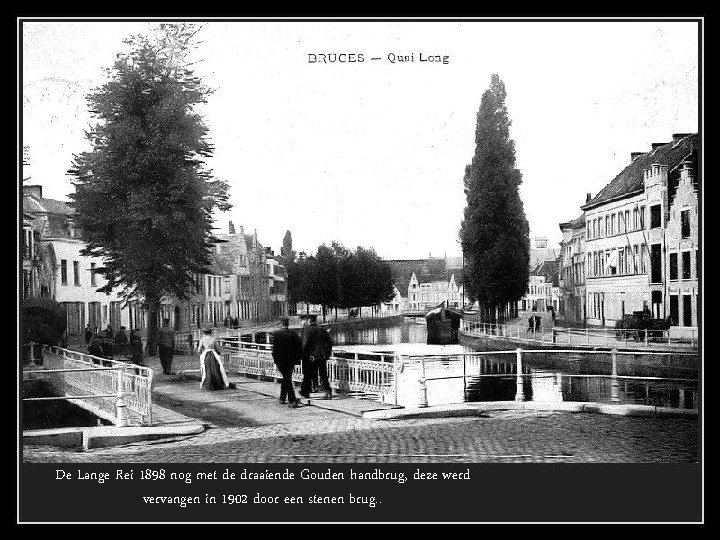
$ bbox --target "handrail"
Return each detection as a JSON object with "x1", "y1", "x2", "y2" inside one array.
[
  {"x1": 460, "y1": 319, "x2": 698, "y2": 348},
  {"x1": 219, "y1": 341, "x2": 399, "y2": 403},
  {"x1": 34, "y1": 345, "x2": 154, "y2": 426}
]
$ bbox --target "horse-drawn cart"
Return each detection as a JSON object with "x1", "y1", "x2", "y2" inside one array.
[{"x1": 615, "y1": 310, "x2": 671, "y2": 342}]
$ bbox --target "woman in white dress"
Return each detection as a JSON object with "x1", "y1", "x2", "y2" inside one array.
[{"x1": 198, "y1": 329, "x2": 234, "y2": 390}]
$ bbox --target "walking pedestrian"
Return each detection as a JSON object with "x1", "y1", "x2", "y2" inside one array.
[
  {"x1": 272, "y1": 317, "x2": 302, "y2": 407},
  {"x1": 84, "y1": 324, "x2": 93, "y2": 345},
  {"x1": 197, "y1": 328, "x2": 236, "y2": 390},
  {"x1": 103, "y1": 324, "x2": 114, "y2": 340},
  {"x1": 300, "y1": 315, "x2": 333, "y2": 399},
  {"x1": 157, "y1": 318, "x2": 176, "y2": 375},
  {"x1": 114, "y1": 325, "x2": 128, "y2": 345}
]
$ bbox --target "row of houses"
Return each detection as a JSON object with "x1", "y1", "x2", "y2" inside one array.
[
  {"x1": 557, "y1": 133, "x2": 699, "y2": 335},
  {"x1": 22, "y1": 183, "x2": 288, "y2": 338},
  {"x1": 383, "y1": 256, "x2": 465, "y2": 313}
]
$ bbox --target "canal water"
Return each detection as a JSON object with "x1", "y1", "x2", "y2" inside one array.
[{"x1": 331, "y1": 318, "x2": 699, "y2": 410}]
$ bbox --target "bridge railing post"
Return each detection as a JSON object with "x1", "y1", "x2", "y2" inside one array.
[
  {"x1": 418, "y1": 357, "x2": 428, "y2": 408},
  {"x1": 27, "y1": 341, "x2": 36, "y2": 367},
  {"x1": 115, "y1": 370, "x2": 127, "y2": 427},
  {"x1": 515, "y1": 348, "x2": 524, "y2": 402}
]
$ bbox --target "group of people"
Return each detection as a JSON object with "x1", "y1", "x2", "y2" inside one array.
[
  {"x1": 83, "y1": 315, "x2": 333, "y2": 401},
  {"x1": 85, "y1": 323, "x2": 142, "y2": 364},
  {"x1": 193, "y1": 314, "x2": 333, "y2": 402},
  {"x1": 271, "y1": 314, "x2": 333, "y2": 408},
  {"x1": 84, "y1": 323, "x2": 131, "y2": 345}
]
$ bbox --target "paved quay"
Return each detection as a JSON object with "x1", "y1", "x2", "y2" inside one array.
[
  {"x1": 23, "y1": 351, "x2": 699, "y2": 463},
  {"x1": 23, "y1": 409, "x2": 698, "y2": 463}
]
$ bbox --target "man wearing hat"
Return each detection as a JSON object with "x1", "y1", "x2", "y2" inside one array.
[
  {"x1": 300, "y1": 314, "x2": 333, "y2": 399},
  {"x1": 272, "y1": 317, "x2": 302, "y2": 407}
]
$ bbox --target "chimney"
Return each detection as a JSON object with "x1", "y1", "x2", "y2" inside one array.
[
  {"x1": 228, "y1": 220, "x2": 236, "y2": 235},
  {"x1": 651, "y1": 142, "x2": 669, "y2": 152},
  {"x1": 672, "y1": 133, "x2": 692, "y2": 144},
  {"x1": 630, "y1": 152, "x2": 644, "y2": 163},
  {"x1": 585, "y1": 193, "x2": 592, "y2": 203},
  {"x1": 23, "y1": 184, "x2": 42, "y2": 199},
  {"x1": 680, "y1": 160, "x2": 695, "y2": 184}
]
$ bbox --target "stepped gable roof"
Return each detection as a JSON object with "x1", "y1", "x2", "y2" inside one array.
[{"x1": 582, "y1": 134, "x2": 697, "y2": 210}]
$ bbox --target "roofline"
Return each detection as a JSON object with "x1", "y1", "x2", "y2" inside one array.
[{"x1": 580, "y1": 188, "x2": 645, "y2": 211}]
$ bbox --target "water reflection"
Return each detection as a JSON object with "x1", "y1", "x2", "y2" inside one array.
[{"x1": 333, "y1": 319, "x2": 698, "y2": 410}]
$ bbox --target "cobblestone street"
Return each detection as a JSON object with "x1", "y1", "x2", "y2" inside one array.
[{"x1": 24, "y1": 409, "x2": 698, "y2": 463}]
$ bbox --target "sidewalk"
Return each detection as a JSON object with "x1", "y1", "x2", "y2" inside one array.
[{"x1": 147, "y1": 353, "x2": 401, "y2": 429}]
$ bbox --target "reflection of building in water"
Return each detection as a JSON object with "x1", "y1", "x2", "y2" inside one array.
[{"x1": 529, "y1": 371, "x2": 564, "y2": 402}]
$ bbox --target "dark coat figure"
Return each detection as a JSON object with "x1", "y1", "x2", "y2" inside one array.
[
  {"x1": 114, "y1": 327, "x2": 128, "y2": 345},
  {"x1": 84, "y1": 325, "x2": 93, "y2": 345},
  {"x1": 300, "y1": 319, "x2": 333, "y2": 399},
  {"x1": 158, "y1": 320, "x2": 176, "y2": 375},
  {"x1": 88, "y1": 338, "x2": 105, "y2": 360},
  {"x1": 103, "y1": 325, "x2": 114, "y2": 340},
  {"x1": 129, "y1": 330, "x2": 143, "y2": 365},
  {"x1": 272, "y1": 321, "x2": 302, "y2": 406}
]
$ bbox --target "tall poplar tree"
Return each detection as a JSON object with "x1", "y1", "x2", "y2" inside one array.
[
  {"x1": 459, "y1": 74, "x2": 529, "y2": 322},
  {"x1": 68, "y1": 24, "x2": 231, "y2": 353}
]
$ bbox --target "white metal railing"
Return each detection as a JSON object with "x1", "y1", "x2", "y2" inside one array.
[
  {"x1": 25, "y1": 345, "x2": 154, "y2": 426},
  {"x1": 216, "y1": 340, "x2": 398, "y2": 401},
  {"x1": 400, "y1": 347, "x2": 697, "y2": 408},
  {"x1": 460, "y1": 320, "x2": 698, "y2": 348}
]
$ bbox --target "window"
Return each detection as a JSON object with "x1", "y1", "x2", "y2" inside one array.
[
  {"x1": 650, "y1": 244, "x2": 662, "y2": 283},
  {"x1": 640, "y1": 244, "x2": 647, "y2": 274},
  {"x1": 73, "y1": 261, "x2": 80, "y2": 286},
  {"x1": 669, "y1": 295, "x2": 679, "y2": 325},
  {"x1": 682, "y1": 295, "x2": 692, "y2": 327},
  {"x1": 650, "y1": 204, "x2": 662, "y2": 228},
  {"x1": 681, "y1": 210, "x2": 691, "y2": 238},
  {"x1": 90, "y1": 263, "x2": 97, "y2": 286},
  {"x1": 639, "y1": 206, "x2": 646, "y2": 229},
  {"x1": 61, "y1": 260, "x2": 68, "y2": 285},
  {"x1": 618, "y1": 249, "x2": 624, "y2": 274},
  {"x1": 611, "y1": 214, "x2": 616, "y2": 235},
  {"x1": 604, "y1": 215, "x2": 609, "y2": 236},
  {"x1": 587, "y1": 221, "x2": 592, "y2": 238},
  {"x1": 633, "y1": 245, "x2": 639, "y2": 274},
  {"x1": 618, "y1": 212, "x2": 625, "y2": 233},
  {"x1": 631, "y1": 208, "x2": 637, "y2": 231},
  {"x1": 682, "y1": 251, "x2": 691, "y2": 280},
  {"x1": 651, "y1": 291, "x2": 663, "y2": 319},
  {"x1": 669, "y1": 253, "x2": 678, "y2": 280},
  {"x1": 625, "y1": 247, "x2": 632, "y2": 274}
]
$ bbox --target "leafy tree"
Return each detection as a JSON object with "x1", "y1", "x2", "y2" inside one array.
[
  {"x1": 68, "y1": 24, "x2": 231, "y2": 353},
  {"x1": 459, "y1": 74, "x2": 529, "y2": 322},
  {"x1": 289, "y1": 242, "x2": 394, "y2": 319}
]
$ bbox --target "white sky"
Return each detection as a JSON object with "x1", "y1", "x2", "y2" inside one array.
[{"x1": 21, "y1": 19, "x2": 699, "y2": 259}]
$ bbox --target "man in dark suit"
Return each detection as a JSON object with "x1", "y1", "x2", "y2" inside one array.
[
  {"x1": 272, "y1": 317, "x2": 302, "y2": 407},
  {"x1": 300, "y1": 315, "x2": 333, "y2": 399}
]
